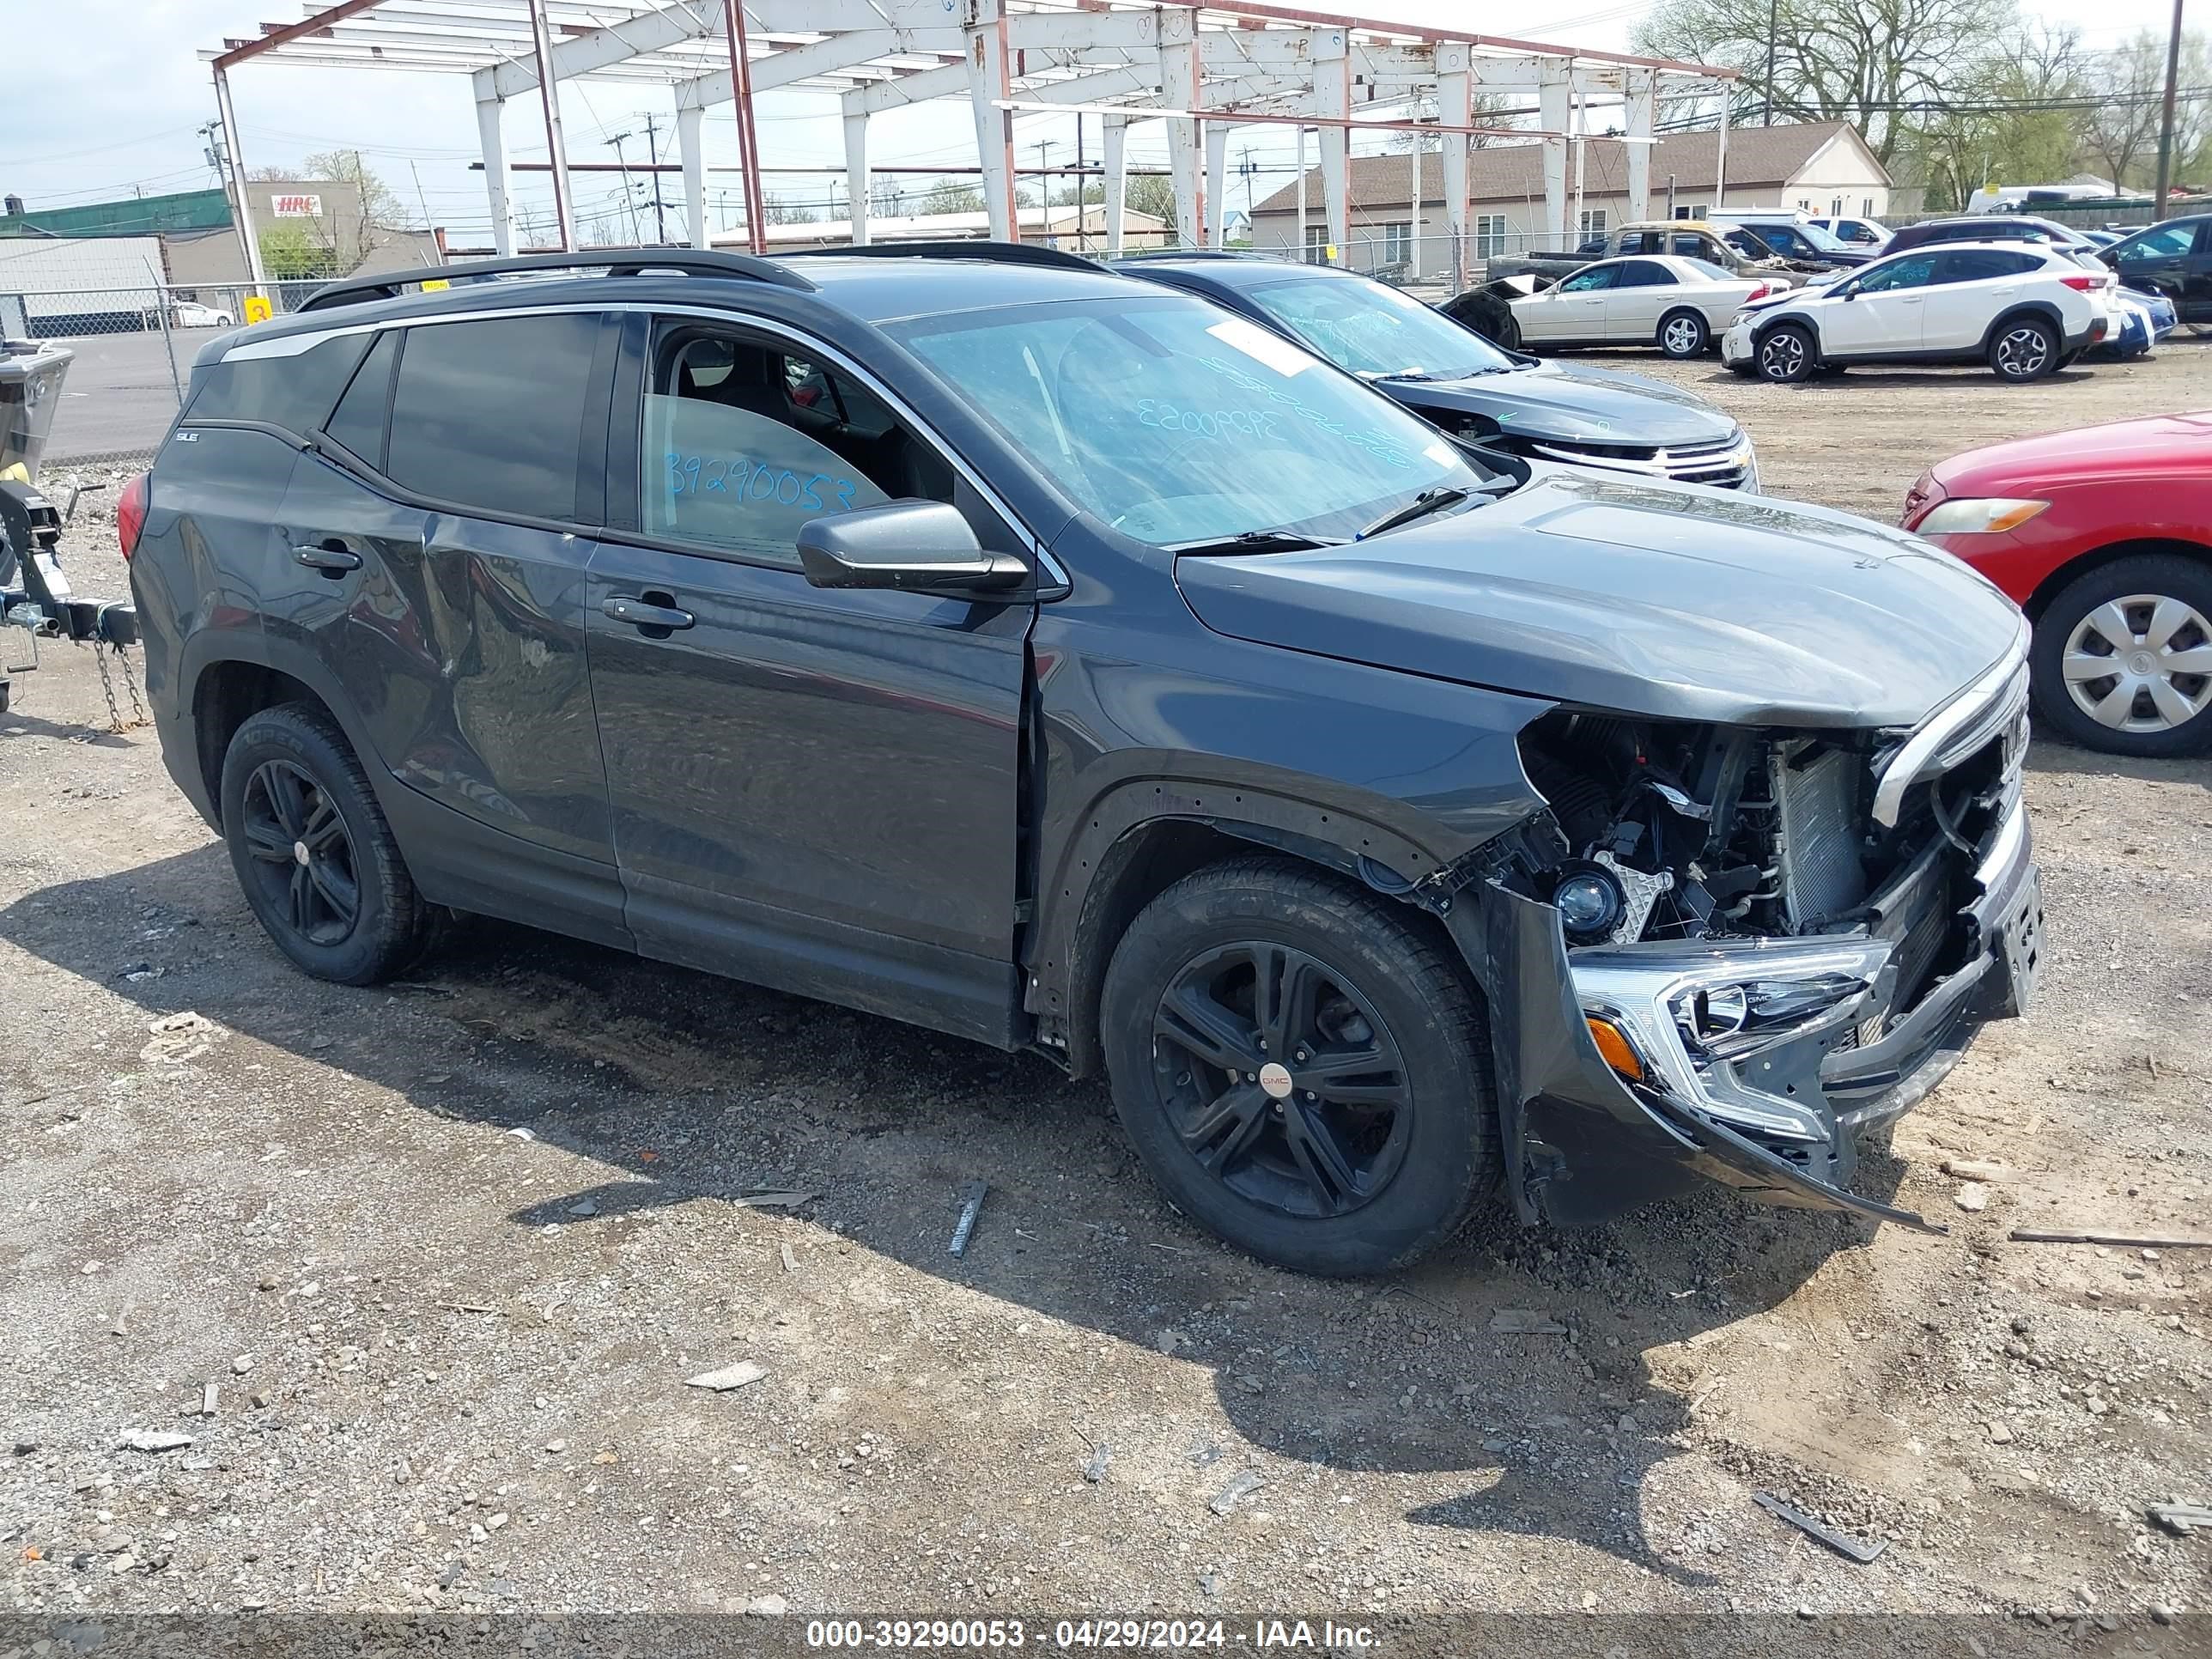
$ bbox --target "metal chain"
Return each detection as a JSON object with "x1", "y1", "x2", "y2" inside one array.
[
  {"x1": 92, "y1": 642, "x2": 125, "y2": 733},
  {"x1": 116, "y1": 644, "x2": 148, "y2": 727}
]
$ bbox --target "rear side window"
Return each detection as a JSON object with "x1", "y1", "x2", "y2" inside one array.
[
  {"x1": 386, "y1": 313, "x2": 601, "y2": 521},
  {"x1": 185, "y1": 333, "x2": 373, "y2": 435},
  {"x1": 323, "y1": 329, "x2": 398, "y2": 469},
  {"x1": 1617, "y1": 260, "x2": 1674, "y2": 288},
  {"x1": 1938, "y1": 249, "x2": 2039, "y2": 283}
]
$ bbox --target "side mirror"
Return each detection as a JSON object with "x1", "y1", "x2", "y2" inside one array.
[{"x1": 798, "y1": 500, "x2": 1027, "y2": 595}]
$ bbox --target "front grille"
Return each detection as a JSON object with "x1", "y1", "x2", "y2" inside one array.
[{"x1": 1523, "y1": 434, "x2": 1755, "y2": 490}]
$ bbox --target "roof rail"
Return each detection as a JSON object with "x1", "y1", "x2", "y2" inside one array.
[
  {"x1": 778, "y1": 240, "x2": 1102, "y2": 273},
  {"x1": 1109, "y1": 250, "x2": 1269, "y2": 264},
  {"x1": 298, "y1": 248, "x2": 815, "y2": 313}
]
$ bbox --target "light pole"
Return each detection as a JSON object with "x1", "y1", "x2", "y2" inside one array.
[{"x1": 2153, "y1": 0, "x2": 2186, "y2": 217}]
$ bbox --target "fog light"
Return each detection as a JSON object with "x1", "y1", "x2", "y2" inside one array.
[{"x1": 1553, "y1": 864, "x2": 1625, "y2": 943}]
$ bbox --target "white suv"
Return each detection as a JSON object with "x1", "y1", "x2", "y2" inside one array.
[{"x1": 1721, "y1": 242, "x2": 2116, "y2": 382}]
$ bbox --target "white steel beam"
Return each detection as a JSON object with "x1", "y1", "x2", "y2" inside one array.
[
  {"x1": 476, "y1": 94, "x2": 517, "y2": 256},
  {"x1": 1103, "y1": 113, "x2": 1127, "y2": 254},
  {"x1": 1313, "y1": 27, "x2": 1349, "y2": 262},
  {"x1": 966, "y1": 0, "x2": 1018, "y2": 240},
  {"x1": 842, "y1": 110, "x2": 870, "y2": 246},
  {"x1": 1158, "y1": 9, "x2": 1200, "y2": 246},
  {"x1": 678, "y1": 101, "x2": 706, "y2": 246},
  {"x1": 678, "y1": 30, "x2": 914, "y2": 109},
  {"x1": 1624, "y1": 69, "x2": 1655, "y2": 222},
  {"x1": 1436, "y1": 42, "x2": 1470, "y2": 288},
  {"x1": 477, "y1": 0, "x2": 720, "y2": 101},
  {"x1": 1205, "y1": 120, "x2": 1228, "y2": 248},
  {"x1": 1538, "y1": 56, "x2": 1571, "y2": 248}
]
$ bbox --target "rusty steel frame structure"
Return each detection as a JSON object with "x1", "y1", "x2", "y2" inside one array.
[{"x1": 204, "y1": 0, "x2": 1735, "y2": 287}]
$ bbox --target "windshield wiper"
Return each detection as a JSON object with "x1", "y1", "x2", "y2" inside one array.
[
  {"x1": 1169, "y1": 528, "x2": 1346, "y2": 556},
  {"x1": 1356, "y1": 486, "x2": 1472, "y2": 540}
]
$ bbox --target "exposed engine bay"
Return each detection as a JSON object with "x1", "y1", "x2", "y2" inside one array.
[{"x1": 1480, "y1": 699, "x2": 2038, "y2": 1206}]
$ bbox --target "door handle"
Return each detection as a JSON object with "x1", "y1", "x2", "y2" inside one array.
[
  {"x1": 602, "y1": 594, "x2": 696, "y2": 632},
  {"x1": 293, "y1": 541, "x2": 362, "y2": 577}
]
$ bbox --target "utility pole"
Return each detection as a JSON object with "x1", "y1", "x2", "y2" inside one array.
[
  {"x1": 642, "y1": 112, "x2": 667, "y2": 244},
  {"x1": 1763, "y1": 0, "x2": 1778, "y2": 125},
  {"x1": 2153, "y1": 0, "x2": 2186, "y2": 217},
  {"x1": 1074, "y1": 115, "x2": 1086, "y2": 250},
  {"x1": 605, "y1": 131, "x2": 642, "y2": 242}
]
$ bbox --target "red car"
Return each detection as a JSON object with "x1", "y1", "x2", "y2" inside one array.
[{"x1": 1903, "y1": 411, "x2": 2212, "y2": 757}]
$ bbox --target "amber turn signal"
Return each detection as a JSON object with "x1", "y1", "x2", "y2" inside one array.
[{"x1": 1585, "y1": 1014, "x2": 1644, "y2": 1083}]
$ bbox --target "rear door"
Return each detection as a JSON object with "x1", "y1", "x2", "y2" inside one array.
[
  {"x1": 1919, "y1": 247, "x2": 2038, "y2": 351},
  {"x1": 584, "y1": 313, "x2": 1032, "y2": 1046},
  {"x1": 1603, "y1": 258, "x2": 1674, "y2": 341},
  {"x1": 2187, "y1": 220, "x2": 2212, "y2": 321},
  {"x1": 276, "y1": 308, "x2": 626, "y2": 942}
]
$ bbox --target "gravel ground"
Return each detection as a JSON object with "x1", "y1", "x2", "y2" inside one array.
[{"x1": 3, "y1": 342, "x2": 2210, "y2": 1645}]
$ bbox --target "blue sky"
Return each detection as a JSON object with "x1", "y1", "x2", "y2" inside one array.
[{"x1": 3, "y1": 0, "x2": 2179, "y2": 243}]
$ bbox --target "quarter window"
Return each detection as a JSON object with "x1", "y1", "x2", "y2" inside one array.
[
  {"x1": 185, "y1": 331, "x2": 373, "y2": 437},
  {"x1": 323, "y1": 328, "x2": 398, "y2": 470},
  {"x1": 385, "y1": 313, "x2": 600, "y2": 521},
  {"x1": 640, "y1": 327, "x2": 954, "y2": 568}
]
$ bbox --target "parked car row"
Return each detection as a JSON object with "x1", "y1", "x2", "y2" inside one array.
[{"x1": 122, "y1": 240, "x2": 2047, "y2": 1273}]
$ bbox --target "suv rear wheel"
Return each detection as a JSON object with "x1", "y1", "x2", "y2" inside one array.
[
  {"x1": 220, "y1": 703, "x2": 441, "y2": 983},
  {"x1": 1100, "y1": 859, "x2": 1498, "y2": 1276},
  {"x1": 1990, "y1": 316, "x2": 2058, "y2": 381},
  {"x1": 2030, "y1": 555, "x2": 2212, "y2": 756}
]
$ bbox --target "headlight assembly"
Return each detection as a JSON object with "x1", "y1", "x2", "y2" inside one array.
[{"x1": 1915, "y1": 497, "x2": 2049, "y2": 535}]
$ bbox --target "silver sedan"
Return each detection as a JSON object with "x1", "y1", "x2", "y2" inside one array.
[{"x1": 1509, "y1": 255, "x2": 1774, "y2": 358}]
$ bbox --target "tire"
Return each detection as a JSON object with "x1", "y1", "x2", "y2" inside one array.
[
  {"x1": 1656, "y1": 308, "x2": 1709, "y2": 358},
  {"x1": 219, "y1": 702, "x2": 441, "y2": 984},
  {"x1": 1756, "y1": 323, "x2": 1817, "y2": 383},
  {"x1": 1990, "y1": 315, "x2": 2059, "y2": 381},
  {"x1": 1495, "y1": 313, "x2": 1523, "y2": 353},
  {"x1": 1099, "y1": 857, "x2": 1498, "y2": 1276},
  {"x1": 2029, "y1": 555, "x2": 2212, "y2": 757}
]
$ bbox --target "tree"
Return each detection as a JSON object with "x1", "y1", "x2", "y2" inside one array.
[
  {"x1": 258, "y1": 222, "x2": 337, "y2": 281},
  {"x1": 1126, "y1": 173, "x2": 1177, "y2": 231},
  {"x1": 1633, "y1": 0, "x2": 2019, "y2": 162},
  {"x1": 921, "y1": 179, "x2": 985, "y2": 216},
  {"x1": 763, "y1": 191, "x2": 819, "y2": 224},
  {"x1": 1895, "y1": 22, "x2": 2081, "y2": 207},
  {"x1": 299, "y1": 150, "x2": 407, "y2": 227}
]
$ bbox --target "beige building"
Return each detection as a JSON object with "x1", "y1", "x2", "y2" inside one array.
[
  {"x1": 164, "y1": 177, "x2": 441, "y2": 289},
  {"x1": 1249, "y1": 120, "x2": 1897, "y2": 281}
]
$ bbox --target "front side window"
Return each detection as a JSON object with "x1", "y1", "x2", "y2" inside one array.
[
  {"x1": 1852, "y1": 252, "x2": 1939, "y2": 294},
  {"x1": 1239, "y1": 275, "x2": 1516, "y2": 379},
  {"x1": 640, "y1": 328, "x2": 952, "y2": 568},
  {"x1": 385, "y1": 313, "x2": 600, "y2": 520},
  {"x1": 890, "y1": 295, "x2": 1491, "y2": 548},
  {"x1": 1559, "y1": 264, "x2": 1620, "y2": 293},
  {"x1": 2116, "y1": 222, "x2": 2195, "y2": 262}
]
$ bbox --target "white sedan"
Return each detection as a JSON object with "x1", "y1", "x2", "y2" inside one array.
[
  {"x1": 1506, "y1": 256, "x2": 1776, "y2": 358},
  {"x1": 172, "y1": 301, "x2": 236, "y2": 328}
]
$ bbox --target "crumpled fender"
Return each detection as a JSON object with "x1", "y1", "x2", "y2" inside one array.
[{"x1": 1444, "y1": 878, "x2": 1945, "y2": 1234}]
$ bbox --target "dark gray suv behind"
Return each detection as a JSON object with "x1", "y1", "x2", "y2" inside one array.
[{"x1": 125, "y1": 246, "x2": 2042, "y2": 1275}]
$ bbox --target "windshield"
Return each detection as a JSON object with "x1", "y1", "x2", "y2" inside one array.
[
  {"x1": 890, "y1": 294, "x2": 1492, "y2": 548},
  {"x1": 1792, "y1": 220, "x2": 1851, "y2": 252},
  {"x1": 1239, "y1": 274, "x2": 1517, "y2": 380}
]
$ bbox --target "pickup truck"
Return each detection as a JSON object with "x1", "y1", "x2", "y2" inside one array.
[{"x1": 1484, "y1": 221, "x2": 1819, "y2": 287}]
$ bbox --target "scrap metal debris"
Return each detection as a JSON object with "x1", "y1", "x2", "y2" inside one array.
[
  {"x1": 948, "y1": 1180, "x2": 988, "y2": 1257},
  {"x1": 1489, "y1": 1309, "x2": 1567, "y2": 1334},
  {"x1": 118, "y1": 1431, "x2": 193, "y2": 1455},
  {"x1": 1208, "y1": 1471, "x2": 1265, "y2": 1516},
  {"x1": 2010, "y1": 1229, "x2": 2212, "y2": 1249},
  {"x1": 2149, "y1": 1504, "x2": 2212, "y2": 1536},
  {"x1": 684, "y1": 1359, "x2": 767, "y2": 1392},
  {"x1": 735, "y1": 1191, "x2": 817, "y2": 1210},
  {"x1": 1753, "y1": 1492, "x2": 1886, "y2": 1563},
  {"x1": 1082, "y1": 1442, "x2": 1112, "y2": 1483}
]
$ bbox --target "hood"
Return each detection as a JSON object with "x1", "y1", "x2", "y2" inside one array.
[
  {"x1": 1382, "y1": 361, "x2": 1739, "y2": 448},
  {"x1": 1932, "y1": 410, "x2": 2212, "y2": 492},
  {"x1": 1175, "y1": 469, "x2": 2024, "y2": 730}
]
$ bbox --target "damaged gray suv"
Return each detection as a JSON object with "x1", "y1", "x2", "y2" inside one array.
[{"x1": 127, "y1": 246, "x2": 2041, "y2": 1276}]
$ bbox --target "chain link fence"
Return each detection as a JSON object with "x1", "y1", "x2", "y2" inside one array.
[{"x1": 0, "y1": 282, "x2": 314, "y2": 489}]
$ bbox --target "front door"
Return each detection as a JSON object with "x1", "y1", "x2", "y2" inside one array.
[
  {"x1": 1822, "y1": 251, "x2": 1937, "y2": 355},
  {"x1": 585, "y1": 315, "x2": 1032, "y2": 1046},
  {"x1": 1604, "y1": 259, "x2": 1674, "y2": 342},
  {"x1": 1530, "y1": 262, "x2": 1619, "y2": 343}
]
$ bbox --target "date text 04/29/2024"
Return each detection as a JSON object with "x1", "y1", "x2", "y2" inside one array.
[{"x1": 803, "y1": 1620, "x2": 1382, "y2": 1650}]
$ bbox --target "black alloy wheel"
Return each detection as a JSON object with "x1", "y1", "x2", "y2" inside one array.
[
  {"x1": 219, "y1": 702, "x2": 444, "y2": 983},
  {"x1": 239, "y1": 758, "x2": 360, "y2": 945},
  {"x1": 1151, "y1": 939, "x2": 1413, "y2": 1220},
  {"x1": 1757, "y1": 324, "x2": 1816, "y2": 383},
  {"x1": 1100, "y1": 859, "x2": 1498, "y2": 1276}
]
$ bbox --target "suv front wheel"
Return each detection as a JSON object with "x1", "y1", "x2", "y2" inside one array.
[
  {"x1": 220, "y1": 703, "x2": 442, "y2": 984},
  {"x1": 1100, "y1": 859, "x2": 1498, "y2": 1276},
  {"x1": 1757, "y1": 323, "x2": 1817, "y2": 383}
]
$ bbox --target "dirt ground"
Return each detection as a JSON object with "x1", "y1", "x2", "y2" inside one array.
[{"x1": 3, "y1": 341, "x2": 2210, "y2": 1644}]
